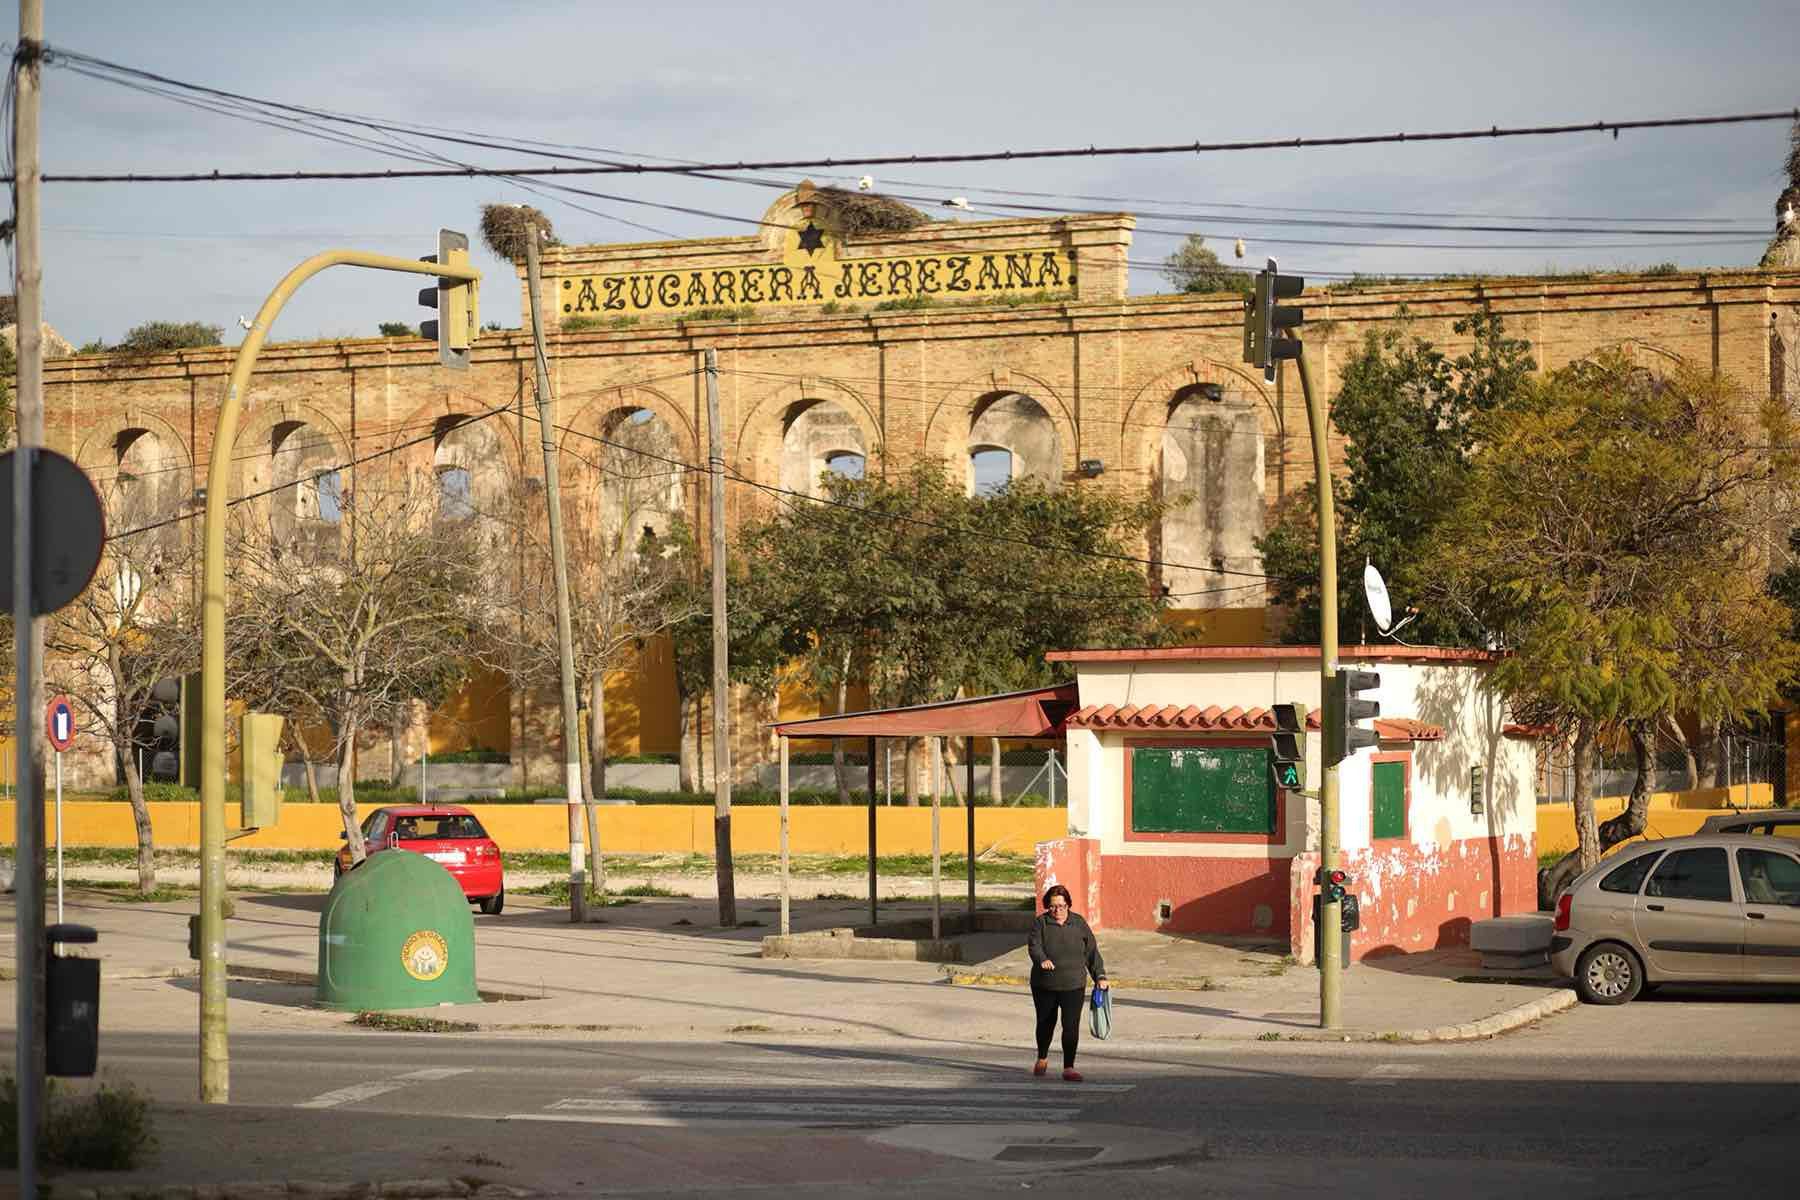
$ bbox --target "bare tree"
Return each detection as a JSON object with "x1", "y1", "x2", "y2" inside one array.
[
  {"x1": 229, "y1": 475, "x2": 483, "y2": 862},
  {"x1": 478, "y1": 483, "x2": 697, "y2": 891},
  {"x1": 45, "y1": 532, "x2": 199, "y2": 894}
]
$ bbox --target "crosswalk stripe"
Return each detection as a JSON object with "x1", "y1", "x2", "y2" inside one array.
[
  {"x1": 296, "y1": 1067, "x2": 471, "y2": 1109},
  {"x1": 1351, "y1": 1064, "x2": 1421, "y2": 1087},
  {"x1": 623, "y1": 1074, "x2": 1135, "y2": 1094},
  {"x1": 541, "y1": 1098, "x2": 1082, "y2": 1122}
]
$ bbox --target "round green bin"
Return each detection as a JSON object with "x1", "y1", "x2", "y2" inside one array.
[{"x1": 316, "y1": 850, "x2": 480, "y2": 1011}]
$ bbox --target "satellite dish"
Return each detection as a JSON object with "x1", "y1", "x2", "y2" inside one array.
[{"x1": 1363, "y1": 559, "x2": 1393, "y2": 634}]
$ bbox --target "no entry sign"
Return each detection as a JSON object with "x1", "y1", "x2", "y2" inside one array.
[{"x1": 47, "y1": 695, "x2": 77, "y2": 752}]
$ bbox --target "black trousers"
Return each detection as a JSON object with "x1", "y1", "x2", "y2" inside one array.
[{"x1": 1032, "y1": 984, "x2": 1085, "y2": 1068}]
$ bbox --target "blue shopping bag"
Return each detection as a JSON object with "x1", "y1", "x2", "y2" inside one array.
[{"x1": 1087, "y1": 985, "x2": 1112, "y2": 1040}]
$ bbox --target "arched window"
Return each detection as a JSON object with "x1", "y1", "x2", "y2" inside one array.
[
  {"x1": 110, "y1": 428, "x2": 185, "y2": 558},
  {"x1": 970, "y1": 446, "x2": 1012, "y2": 496},
  {"x1": 823, "y1": 451, "x2": 866, "y2": 480},
  {"x1": 600, "y1": 406, "x2": 685, "y2": 558},
  {"x1": 270, "y1": 421, "x2": 343, "y2": 558},
  {"x1": 437, "y1": 466, "x2": 474, "y2": 521},
  {"x1": 1156, "y1": 382, "x2": 1263, "y2": 606},
  {"x1": 968, "y1": 392, "x2": 1058, "y2": 495},
  {"x1": 781, "y1": 399, "x2": 868, "y2": 497}
]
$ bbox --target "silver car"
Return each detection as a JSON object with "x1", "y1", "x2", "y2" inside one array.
[
  {"x1": 1697, "y1": 809, "x2": 1800, "y2": 840},
  {"x1": 1549, "y1": 833, "x2": 1800, "y2": 1004}
]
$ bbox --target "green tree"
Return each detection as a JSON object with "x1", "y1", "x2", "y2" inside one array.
[
  {"x1": 1160, "y1": 235, "x2": 1251, "y2": 295},
  {"x1": 1425, "y1": 351, "x2": 1800, "y2": 899},
  {"x1": 1258, "y1": 309, "x2": 1536, "y2": 644},
  {"x1": 736, "y1": 463, "x2": 1167, "y2": 797},
  {"x1": 115, "y1": 321, "x2": 224, "y2": 353}
]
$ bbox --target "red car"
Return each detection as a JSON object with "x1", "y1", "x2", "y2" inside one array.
[{"x1": 334, "y1": 804, "x2": 506, "y2": 914}]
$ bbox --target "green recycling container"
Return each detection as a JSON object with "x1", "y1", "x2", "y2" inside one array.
[{"x1": 316, "y1": 849, "x2": 479, "y2": 1011}]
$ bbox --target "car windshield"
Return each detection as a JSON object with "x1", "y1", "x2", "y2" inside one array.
[{"x1": 394, "y1": 814, "x2": 487, "y2": 840}]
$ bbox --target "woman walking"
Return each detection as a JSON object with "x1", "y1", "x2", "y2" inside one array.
[{"x1": 1027, "y1": 884, "x2": 1108, "y2": 1081}]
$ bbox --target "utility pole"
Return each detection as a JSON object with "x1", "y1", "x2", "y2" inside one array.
[
  {"x1": 522, "y1": 225, "x2": 587, "y2": 922},
  {"x1": 705, "y1": 349, "x2": 737, "y2": 927},
  {"x1": 12, "y1": 2, "x2": 46, "y2": 1187}
]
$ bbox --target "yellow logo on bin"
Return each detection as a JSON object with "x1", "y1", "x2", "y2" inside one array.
[{"x1": 400, "y1": 930, "x2": 449, "y2": 981}]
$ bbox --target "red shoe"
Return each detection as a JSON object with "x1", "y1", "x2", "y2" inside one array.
[
  {"x1": 1062, "y1": 1068, "x2": 1084, "y2": 1083},
  {"x1": 1032, "y1": 1059, "x2": 1048, "y2": 1077}
]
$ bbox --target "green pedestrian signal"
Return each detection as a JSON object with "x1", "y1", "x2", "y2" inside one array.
[{"x1": 1269, "y1": 701, "x2": 1307, "y2": 792}]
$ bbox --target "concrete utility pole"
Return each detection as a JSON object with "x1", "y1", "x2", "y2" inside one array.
[
  {"x1": 12, "y1": 2, "x2": 46, "y2": 1188},
  {"x1": 705, "y1": 349, "x2": 737, "y2": 927},
  {"x1": 522, "y1": 227, "x2": 587, "y2": 923}
]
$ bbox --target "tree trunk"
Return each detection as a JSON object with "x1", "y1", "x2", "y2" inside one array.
[
  {"x1": 122, "y1": 748, "x2": 156, "y2": 894},
  {"x1": 339, "y1": 711, "x2": 365, "y2": 863},
  {"x1": 831, "y1": 648, "x2": 853, "y2": 803},
  {"x1": 904, "y1": 736, "x2": 919, "y2": 806},
  {"x1": 990, "y1": 737, "x2": 1003, "y2": 806},
  {"x1": 587, "y1": 672, "x2": 607, "y2": 895},
  {"x1": 1661, "y1": 713, "x2": 1697, "y2": 792},
  {"x1": 301, "y1": 749, "x2": 322, "y2": 807},
  {"x1": 942, "y1": 737, "x2": 963, "y2": 804},
  {"x1": 1539, "y1": 719, "x2": 1600, "y2": 908},
  {"x1": 678, "y1": 693, "x2": 698, "y2": 792},
  {"x1": 1598, "y1": 724, "x2": 1654, "y2": 848},
  {"x1": 1694, "y1": 721, "x2": 1723, "y2": 788}
]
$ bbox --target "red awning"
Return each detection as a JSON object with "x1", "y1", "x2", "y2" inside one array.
[{"x1": 771, "y1": 684, "x2": 1078, "y2": 740}]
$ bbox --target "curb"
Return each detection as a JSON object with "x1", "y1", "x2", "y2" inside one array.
[
  {"x1": 49, "y1": 1178, "x2": 535, "y2": 1199},
  {"x1": 942, "y1": 969, "x2": 1231, "y2": 992},
  {"x1": 1283, "y1": 983, "x2": 1579, "y2": 1044}
]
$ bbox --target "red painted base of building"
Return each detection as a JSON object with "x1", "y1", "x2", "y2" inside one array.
[{"x1": 1038, "y1": 833, "x2": 1537, "y2": 962}]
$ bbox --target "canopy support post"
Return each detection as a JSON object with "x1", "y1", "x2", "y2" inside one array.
[
  {"x1": 966, "y1": 735, "x2": 976, "y2": 921},
  {"x1": 867, "y1": 736, "x2": 878, "y2": 927},
  {"x1": 779, "y1": 736, "x2": 790, "y2": 936},
  {"x1": 930, "y1": 736, "x2": 942, "y2": 941}
]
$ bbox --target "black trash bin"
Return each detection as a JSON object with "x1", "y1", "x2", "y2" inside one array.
[
  {"x1": 1311, "y1": 894, "x2": 1359, "y2": 971},
  {"x1": 46, "y1": 923, "x2": 99, "y2": 1077}
]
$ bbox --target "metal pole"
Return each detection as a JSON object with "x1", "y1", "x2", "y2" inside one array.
[
  {"x1": 966, "y1": 736, "x2": 976, "y2": 921},
  {"x1": 420, "y1": 744, "x2": 427, "y2": 805},
  {"x1": 522, "y1": 230, "x2": 586, "y2": 924},
  {"x1": 1297, "y1": 346, "x2": 1345, "y2": 1028},
  {"x1": 931, "y1": 737, "x2": 942, "y2": 941},
  {"x1": 1048, "y1": 747, "x2": 1057, "y2": 807},
  {"x1": 884, "y1": 742, "x2": 891, "y2": 805},
  {"x1": 14, "y1": 4, "x2": 46, "y2": 1182},
  {"x1": 867, "y1": 736, "x2": 878, "y2": 927},
  {"x1": 706, "y1": 349, "x2": 737, "y2": 927},
  {"x1": 55, "y1": 750, "x2": 62, "y2": 925},
  {"x1": 778, "y1": 736, "x2": 790, "y2": 935},
  {"x1": 200, "y1": 246, "x2": 479, "y2": 1103}
]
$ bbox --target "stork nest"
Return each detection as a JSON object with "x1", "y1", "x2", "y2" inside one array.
[
  {"x1": 812, "y1": 187, "x2": 930, "y2": 237},
  {"x1": 479, "y1": 203, "x2": 560, "y2": 263}
]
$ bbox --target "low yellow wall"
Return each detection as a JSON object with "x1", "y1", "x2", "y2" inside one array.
[
  {"x1": 0, "y1": 801, "x2": 1066, "y2": 858},
  {"x1": 1535, "y1": 784, "x2": 1776, "y2": 857}
]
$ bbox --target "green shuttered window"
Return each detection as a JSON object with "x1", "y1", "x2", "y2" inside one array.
[
  {"x1": 1129, "y1": 745, "x2": 1276, "y2": 835},
  {"x1": 1372, "y1": 759, "x2": 1408, "y2": 840}
]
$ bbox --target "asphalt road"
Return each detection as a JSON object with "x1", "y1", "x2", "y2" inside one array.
[{"x1": 10, "y1": 992, "x2": 1797, "y2": 1199}]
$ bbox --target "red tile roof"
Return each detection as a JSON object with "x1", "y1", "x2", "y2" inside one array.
[{"x1": 1065, "y1": 703, "x2": 1442, "y2": 741}]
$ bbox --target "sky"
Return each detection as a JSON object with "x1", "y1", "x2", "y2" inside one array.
[{"x1": 12, "y1": 0, "x2": 1797, "y2": 349}]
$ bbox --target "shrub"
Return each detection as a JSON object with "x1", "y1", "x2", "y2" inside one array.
[
  {"x1": 115, "y1": 320, "x2": 224, "y2": 353},
  {"x1": 1, "y1": 1074, "x2": 157, "y2": 1170},
  {"x1": 560, "y1": 315, "x2": 605, "y2": 332},
  {"x1": 424, "y1": 746, "x2": 509, "y2": 764},
  {"x1": 377, "y1": 321, "x2": 417, "y2": 337}
]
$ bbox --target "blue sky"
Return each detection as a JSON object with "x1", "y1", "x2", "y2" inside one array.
[{"x1": 16, "y1": 0, "x2": 1797, "y2": 348}]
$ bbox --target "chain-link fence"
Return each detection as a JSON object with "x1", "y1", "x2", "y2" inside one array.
[{"x1": 1537, "y1": 717, "x2": 1787, "y2": 804}]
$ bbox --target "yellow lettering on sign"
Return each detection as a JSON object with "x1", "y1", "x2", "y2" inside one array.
[{"x1": 555, "y1": 224, "x2": 1068, "y2": 318}]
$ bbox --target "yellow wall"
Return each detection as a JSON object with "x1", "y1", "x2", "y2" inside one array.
[
  {"x1": 1162, "y1": 606, "x2": 1269, "y2": 645},
  {"x1": 1, "y1": 801, "x2": 1065, "y2": 857},
  {"x1": 1535, "y1": 785, "x2": 1776, "y2": 856}
]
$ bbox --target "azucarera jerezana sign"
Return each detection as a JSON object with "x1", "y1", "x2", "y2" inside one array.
[{"x1": 557, "y1": 221, "x2": 1071, "y2": 318}]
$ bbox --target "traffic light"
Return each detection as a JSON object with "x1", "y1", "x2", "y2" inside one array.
[
  {"x1": 240, "y1": 712, "x2": 286, "y2": 829},
  {"x1": 1268, "y1": 701, "x2": 1307, "y2": 791},
  {"x1": 419, "y1": 228, "x2": 479, "y2": 370},
  {"x1": 1325, "y1": 669, "x2": 1381, "y2": 765},
  {"x1": 1317, "y1": 865, "x2": 1350, "y2": 902},
  {"x1": 1241, "y1": 257, "x2": 1305, "y2": 383}
]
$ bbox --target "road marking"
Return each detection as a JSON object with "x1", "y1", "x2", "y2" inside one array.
[
  {"x1": 508, "y1": 1073, "x2": 1134, "y2": 1128},
  {"x1": 297, "y1": 1067, "x2": 471, "y2": 1109},
  {"x1": 1351, "y1": 1064, "x2": 1422, "y2": 1087}
]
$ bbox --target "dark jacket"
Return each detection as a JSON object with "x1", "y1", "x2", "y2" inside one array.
[{"x1": 1027, "y1": 911, "x2": 1105, "y2": 992}]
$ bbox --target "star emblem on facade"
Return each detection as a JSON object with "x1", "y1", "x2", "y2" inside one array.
[{"x1": 796, "y1": 223, "x2": 825, "y2": 255}]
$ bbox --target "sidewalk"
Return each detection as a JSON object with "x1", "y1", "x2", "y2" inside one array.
[{"x1": 2, "y1": 882, "x2": 1574, "y2": 1046}]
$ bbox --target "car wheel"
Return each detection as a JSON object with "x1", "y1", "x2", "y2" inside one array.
[
  {"x1": 479, "y1": 889, "x2": 504, "y2": 916},
  {"x1": 1574, "y1": 942, "x2": 1644, "y2": 1005}
]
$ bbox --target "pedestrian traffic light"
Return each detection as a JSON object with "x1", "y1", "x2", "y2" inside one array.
[
  {"x1": 419, "y1": 228, "x2": 479, "y2": 370},
  {"x1": 240, "y1": 712, "x2": 286, "y2": 829},
  {"x1": 1241, "y1": 257, "x2": 1305, "y2": 382},
  {"x1": 1268, "y1": 701, "x2": 1307, "y2": 791},
  {"x1": 1317, "y1": 865, "x2": 1351, "y2": 902},
  {"x1": 1325, "y1": 669, "x2": 1381, "y2": 765}
]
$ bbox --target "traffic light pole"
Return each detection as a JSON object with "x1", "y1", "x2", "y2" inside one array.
[
  {"x1": 1295, "y1": 343, "x2": 1345, "y2": 1028},
  {"x1": 199, "y1": 247, "x2": 478, "y2": 1102}
]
